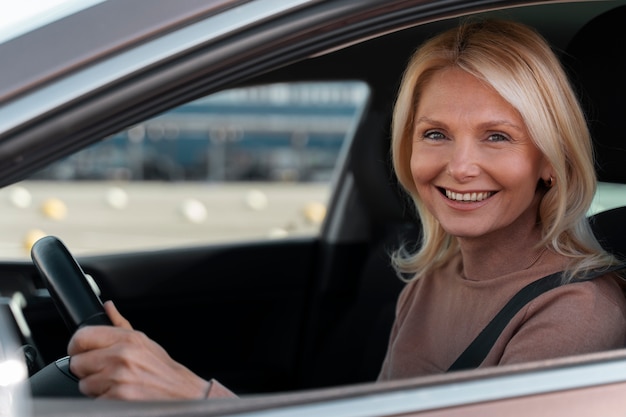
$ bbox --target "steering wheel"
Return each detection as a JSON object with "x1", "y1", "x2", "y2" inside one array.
[{"x1": 28, "y1": 235, "x2": 112, "y2": 397}]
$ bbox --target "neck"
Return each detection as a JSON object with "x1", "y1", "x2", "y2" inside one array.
[{"x1": 458, "y1": 199, "x2": 546, "y2": 281}]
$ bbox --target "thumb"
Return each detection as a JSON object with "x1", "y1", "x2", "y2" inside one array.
[{"x1": 103, "y1": 300, "x2": 133, "y2": 330}]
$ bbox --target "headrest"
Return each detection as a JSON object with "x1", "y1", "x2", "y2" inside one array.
[
  {"x1": 589, "y1": 206, "x2": 626, "y2": 258},
  {"x1": 565, "y1": 6, "x2": 626, "y2": 183}
]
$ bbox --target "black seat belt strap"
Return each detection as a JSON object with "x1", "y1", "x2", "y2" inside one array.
[{"x1": 447, "y1": 264, "x2": 625, "y2": 372}]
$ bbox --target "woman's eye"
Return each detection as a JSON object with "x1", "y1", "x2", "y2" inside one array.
[
  {"x1": 423, "y1": 130, "x2": 446, "y2": 141},
  {"x1": 487, "y1": 133, "x2": 510, "y2": 142}
]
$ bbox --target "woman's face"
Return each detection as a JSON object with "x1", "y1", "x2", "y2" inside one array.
[{"x1": 410, "y1": 68, "x2": 552, "y2": 239}]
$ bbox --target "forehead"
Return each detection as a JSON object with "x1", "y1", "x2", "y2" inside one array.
[{"x1": 416, "y1": 68, "x2": 523, "y2": 122}]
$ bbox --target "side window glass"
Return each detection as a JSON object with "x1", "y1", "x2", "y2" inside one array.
[
  {"x1": 590, "y1": 182, "x2": 626, "y2": 215},
  {"x1": 1, "y1": 82, "x2": 369, "y2": 259}
]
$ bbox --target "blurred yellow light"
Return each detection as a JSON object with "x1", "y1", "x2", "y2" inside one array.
[
  {"x1": 303, "y1": 202, "x2": 326, "y2": 225},
  {"x1": 23, "y1": 229, "x2": 46, "y2": 254},
  {"x1": 40, "y1": 198, "x2": 67, "y2": 220}
]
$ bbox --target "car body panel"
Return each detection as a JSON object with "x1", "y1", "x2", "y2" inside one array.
[{"x1": 28, "y1": 351, "x2": 626, "y2": 416}]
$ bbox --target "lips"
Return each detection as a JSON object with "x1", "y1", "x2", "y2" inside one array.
[{"x1": 443, "y1": 188, "x2": 494, "y2": 202}]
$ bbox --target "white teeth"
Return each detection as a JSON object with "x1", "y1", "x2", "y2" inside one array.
[{"x1": 445, "y1": 189, "x2": 493, "y2": 202}]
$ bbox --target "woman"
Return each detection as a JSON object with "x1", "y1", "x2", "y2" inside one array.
[
  {"x1": 378, "y1": 18, "x2": 626, "y2": 379},
  {"x1": 67, "y1": 19, "x2": 626, "y2": 399}
]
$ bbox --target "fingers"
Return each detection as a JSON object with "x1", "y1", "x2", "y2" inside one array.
[
  {"x1": 103, "y1": 300, "x2": 133, "y2": 330},
  {"x1": 67, "y1": 325, "x2": 141, "y2": 362},
  {"x1": 79, "y1": 374, "x2": 143, "y2": 400},
  {"x1": 74, "y1": 352, "x2": 138, "y2": 399},
  {"x1": 67, "y1": 320, "x2": 212, "y2": 399},
  {"x1": 69, "y1": 347, "x2": 107, "y2": 380},
  {"x1": 78, "y1": 372, "x2": 112, "y2": 398},
  {"x1": 68, "y1": 327, "x2": 148, "y2": 379},
  {"x1": 67, "y1": 300, "x2": 133, "y2": 357}
]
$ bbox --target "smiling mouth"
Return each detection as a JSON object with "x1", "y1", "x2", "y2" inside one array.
[{"x1": 441, "y1": 188, "x2": 494, "y2": 202}]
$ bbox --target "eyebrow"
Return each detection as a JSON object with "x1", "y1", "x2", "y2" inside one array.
[
  {"x1": 415, "y1": 116, "x2": 525, "y2": 132},
  {"x1": 479, "y1": 120, "x2": 526, "y2": 132}
]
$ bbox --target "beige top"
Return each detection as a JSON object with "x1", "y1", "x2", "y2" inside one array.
[{"x1": 378, "y1": 249, "x2": 626, "y2": 380}]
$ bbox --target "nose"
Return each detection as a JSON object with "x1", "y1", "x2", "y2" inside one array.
[{"x1": 446, "y1": 140, "x2": 481, "y2": 182}]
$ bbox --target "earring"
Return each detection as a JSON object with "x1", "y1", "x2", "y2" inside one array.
[{"x1": 544, "y1": 176, "x2": 554, "y2": 187}]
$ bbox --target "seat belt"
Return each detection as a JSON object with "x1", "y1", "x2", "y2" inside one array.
[{"x1": 447, "y1": 264, "x2": 625, "y2": 372}]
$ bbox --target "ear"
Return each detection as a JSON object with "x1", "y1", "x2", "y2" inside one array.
[{"x1": 540, "y1": 162, "x2": 556, "y2": 187}]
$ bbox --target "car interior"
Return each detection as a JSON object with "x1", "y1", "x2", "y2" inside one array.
[
  {"x1": 5, "y1": 0, "x2": 626, "y2": 399},
  {"x1": 568, "y1": 5, "x2": 626, "y2": 261}
]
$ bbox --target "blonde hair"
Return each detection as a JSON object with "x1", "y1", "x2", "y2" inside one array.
[{"x1": 391, "y1": 19, "x2": 616, "y2": 282}]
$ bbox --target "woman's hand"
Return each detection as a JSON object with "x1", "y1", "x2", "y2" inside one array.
[{"x1": 67, "y1": 300, "x2": 210, "y2": 400}]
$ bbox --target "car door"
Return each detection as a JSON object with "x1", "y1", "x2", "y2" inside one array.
[
  {"x1": 0, "y1": 0, "x2": 396, "y2": 396},
  {"x1": 0, "y1": 79, "x2": 376, "y2": 396}
]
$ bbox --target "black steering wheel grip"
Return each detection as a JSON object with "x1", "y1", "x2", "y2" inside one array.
[{"x1": 29, "y1": 235, "x2": 112, "y2": 397}]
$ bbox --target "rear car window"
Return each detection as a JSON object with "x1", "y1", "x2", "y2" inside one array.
[{"x1": 590, "y1": 182, "x2": 626, "y2": 215}]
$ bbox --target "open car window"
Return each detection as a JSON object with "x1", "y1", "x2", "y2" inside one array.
[{"x1": 0, "y1": 81, "x2": 369, "y2": 260}]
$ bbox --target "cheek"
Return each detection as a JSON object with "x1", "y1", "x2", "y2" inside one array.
[
  {"x1": 410, "y1": 146, "x2": 440, "y2": 186},
  {"x1": 492, "y1": 158, "x2": 542, "y2": 199}
]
